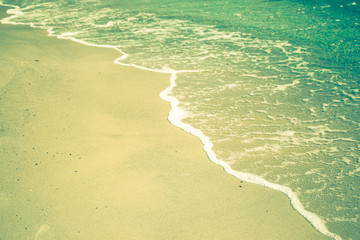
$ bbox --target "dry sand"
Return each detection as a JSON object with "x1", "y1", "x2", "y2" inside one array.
[{"x1": 0, "y1": 6, "x2": 330, "y2": 240}]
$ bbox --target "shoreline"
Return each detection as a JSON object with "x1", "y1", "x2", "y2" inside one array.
[{"x1": 0, "y1": 3, "x2": 332, "y2": 239}]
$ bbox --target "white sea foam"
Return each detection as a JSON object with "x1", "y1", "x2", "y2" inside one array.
[
  {"x1": 0, "y1": 2, "x2": 343, "y2": 240},
  {"x1": 93, "y1": 21, "x2": 116, "y2": 28},
  {"x1": 159, "y1": 71, "x2": 342, "y2": 240},
  {"x1": 274, "y1": 79, "x2": 300, "y2": 91}
]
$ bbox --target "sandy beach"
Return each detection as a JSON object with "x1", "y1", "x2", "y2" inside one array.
[{"x1": 0, "y1": 6, "x2": 330, "y2": 240}]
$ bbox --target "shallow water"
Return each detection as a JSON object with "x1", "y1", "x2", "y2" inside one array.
[{"x1": 2, "y1": 0, "x2": 359, "y2": 239}]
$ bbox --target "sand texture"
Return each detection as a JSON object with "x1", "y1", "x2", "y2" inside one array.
[{"x1": 0, "y1": 6, "x2": 330, "y2": 240}]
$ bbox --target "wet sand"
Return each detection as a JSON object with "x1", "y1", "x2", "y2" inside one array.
[{"x1": 0, "y1": 6, "x2": 330, "y2": 240}]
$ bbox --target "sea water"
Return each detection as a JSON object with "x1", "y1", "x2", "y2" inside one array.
[{"x1": 1, "y1": 0, "x2": 359, "y2": 239}]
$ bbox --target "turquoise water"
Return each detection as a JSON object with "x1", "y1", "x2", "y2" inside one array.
[{"x1": 1, "y1": 0, "x2": 360, "y2": 239}]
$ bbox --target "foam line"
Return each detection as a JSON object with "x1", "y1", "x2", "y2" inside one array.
[
  {"x1": 0, "y1": 1, "x2": 17, "y2": 8},
  {"x1": 159, "y1": 73, "x2": 342, "y2": 240},
  {"x1": 0, "y1": 2, "x2": 342, "y2": 240}
]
